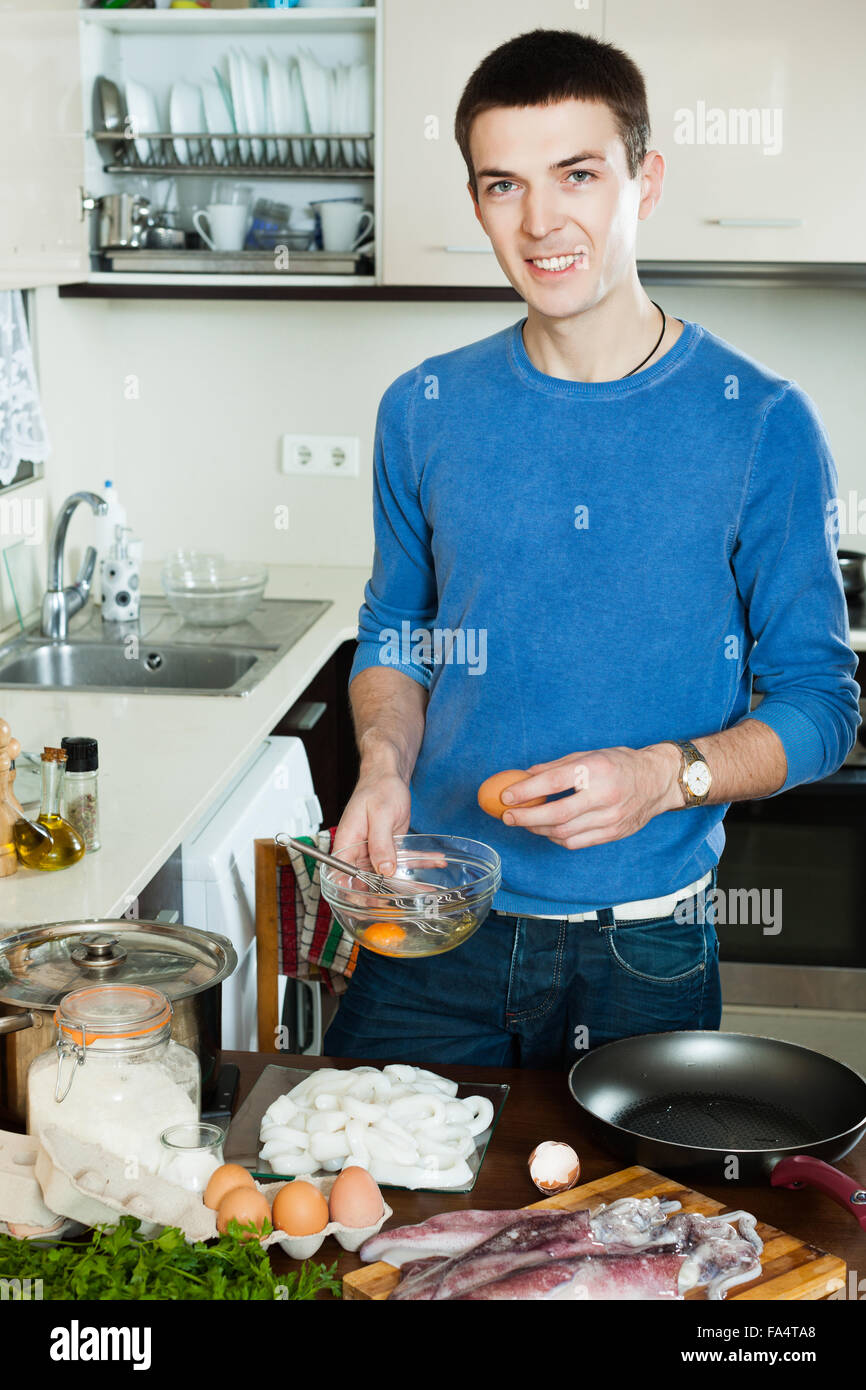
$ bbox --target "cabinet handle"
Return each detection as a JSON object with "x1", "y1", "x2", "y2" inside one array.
[
  {"x1": 443, "y1": 245, "x2": 495, "y2": 254},
  {"x1": 709, "y1": 218, "x2": 803, "y2": 228}
]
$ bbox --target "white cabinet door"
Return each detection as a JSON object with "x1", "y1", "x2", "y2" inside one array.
[
  {"x1": 0, "y1": 1, "x2": 87, "y2": 290},
  {"x1": 607, "y1": 0, "x2": 866, "y2": 263},
  {"x1": 381, "y1": 0, "x2": 604, "y2": 286}
]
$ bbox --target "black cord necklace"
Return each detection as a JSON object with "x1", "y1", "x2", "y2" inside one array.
[{"x1": 622, "y1": 300, "x2": 666, "y2": 377}]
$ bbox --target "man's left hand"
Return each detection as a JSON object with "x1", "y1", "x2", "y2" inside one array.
[{"x1": 500, "y1": 744, "x2": 683, "y2": 850}]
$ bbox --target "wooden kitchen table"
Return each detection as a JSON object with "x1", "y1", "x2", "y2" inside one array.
[{"x1": 223, "y1": 1050, "x2": 866, "y2": 1296}]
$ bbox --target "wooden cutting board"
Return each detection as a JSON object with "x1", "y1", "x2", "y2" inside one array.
[{"x1": 342, "y1": 1164, "x2": 846, "y2": 1300}]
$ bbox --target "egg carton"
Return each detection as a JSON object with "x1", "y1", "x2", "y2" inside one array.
[
  {"x1": 257, "y1": 1174, "x2": 392, "y2": 1261},
  {"x1": 34, "y1": 1124, "x2": 217, "y2": 1242},
  {"x1": 32, "y1": 1125, "x2": 391, "y2": 1256},
  {"x1": 0, "y1": 1128, "x2": 63, "y2": 1230}
]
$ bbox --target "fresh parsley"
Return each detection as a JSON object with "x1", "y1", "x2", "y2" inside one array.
[{"x1": 0, "y1": 1217, "x2": 342, "y2": 1301}]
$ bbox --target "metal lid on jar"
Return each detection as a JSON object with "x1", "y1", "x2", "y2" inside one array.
[
  {"x1": 55, "y1": 984, "x2": 173, "y2": 1046},
  {"x1": 0, "y1": 920, "x2": 237, "y2": 1010}
]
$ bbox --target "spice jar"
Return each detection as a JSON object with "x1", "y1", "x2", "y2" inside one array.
[
  {"x1": 27, "y1": 984, "x2": 200, "y2": 1178},
  {"x1": 61, "y1": 736, "x2": 100, "y2": 852}
]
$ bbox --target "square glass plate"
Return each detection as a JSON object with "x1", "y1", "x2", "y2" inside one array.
[{"x1": 224, "y1": 1064, "x2": 509, "y2": 1195}]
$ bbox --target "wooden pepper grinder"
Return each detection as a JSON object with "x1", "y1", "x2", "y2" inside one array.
[{"x1": 0, "y1": 718, "x2": 24, "y2": 877}]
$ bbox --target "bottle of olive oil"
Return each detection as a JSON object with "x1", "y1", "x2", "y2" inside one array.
[{"x1": 14, "y1": 748, "x2": 85, "y2": 871}]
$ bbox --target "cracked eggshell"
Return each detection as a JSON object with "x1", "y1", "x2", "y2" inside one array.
[{"x1": 529, "y1": 1141, "x2": 580, "y2": 1195}]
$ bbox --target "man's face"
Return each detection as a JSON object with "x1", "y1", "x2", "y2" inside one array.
[{"x1": 468, "y1": 99, "x2": 657, "y2": 317}]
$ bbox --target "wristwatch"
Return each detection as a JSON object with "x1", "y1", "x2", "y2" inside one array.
[{"x1": 667, "y1": 739, "x2": 713, "y2": 807}]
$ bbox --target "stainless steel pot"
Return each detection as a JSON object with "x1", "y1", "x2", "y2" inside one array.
[
  {"x1": 95, "y1": 193, "x2": 151, "y2": 250},
  {"x1": 0, "y1": 920, "x2": 237, "y2": 1126}
]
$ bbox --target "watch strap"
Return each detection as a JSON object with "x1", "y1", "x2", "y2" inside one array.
[{"x1": 668, "y1": 739, "x2": 711, "y2": 807}]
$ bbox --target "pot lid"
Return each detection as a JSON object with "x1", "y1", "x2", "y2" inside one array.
[{"x1": 0, "y1": 920, "x2": 237, "y2": 1010}]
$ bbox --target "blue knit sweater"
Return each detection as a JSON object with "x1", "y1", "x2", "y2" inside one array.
[{"x1": 350, "y1": 318, "x2": 860, "y2": 915}]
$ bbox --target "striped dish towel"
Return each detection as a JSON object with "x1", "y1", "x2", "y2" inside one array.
[{"x1": 277, "y1": 827, "x2": 359, "y2": 995}]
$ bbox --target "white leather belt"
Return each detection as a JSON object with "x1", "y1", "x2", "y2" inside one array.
[{"x1": 514, "y1": 871, "x2": 714, "y2": 924}]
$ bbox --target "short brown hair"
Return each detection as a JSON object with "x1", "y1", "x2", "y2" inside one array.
[{"x1": 455, "y1": 28, "x2": 651, "y2": 193}]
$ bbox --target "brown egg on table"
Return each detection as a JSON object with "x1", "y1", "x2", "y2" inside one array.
[
  {"x1": 328, "y1": 1165, "x2": 384, "y2": 1228},
  {"x1": 529, "y1": 1141, "x2": 581, "y2": 1194},
  {"x1": 216, "y1": 1185, "x2": 272, "y2": 1239},
  {"x1": 478, "y1": 769, "x2": 546, "y2": 819},
  {"x1": 272, "y1": 1179, "x2": 330, "y2": 1238},
  {"x1": 204, "y1": 1163, "x2": 256, "y2": 1211}
]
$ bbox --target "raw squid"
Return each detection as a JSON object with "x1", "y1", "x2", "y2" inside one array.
[
  {"x1": 391, "y1": 1210, "x2": 608, "y2": 1301},
  {"x1": 257, "y1": 1063, "x2": 494, "y2": 1187},
  {"x1": 463, "y1": 1252, "x2": 688, "y2": 1301},
  {"x1": 362, "y1": 1196, "x2": 764, "y2": 1301},
  {"x1": 360, "y1": 1207, "x2": 542, "y2": 1266}
]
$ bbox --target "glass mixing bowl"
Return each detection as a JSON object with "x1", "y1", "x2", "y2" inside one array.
[
  {"x1": 321, "y1": 834, "x2": 501, "y2": 959},
  {"x1": 161, "y1": 551, "x2": 268, "y2": 627}
]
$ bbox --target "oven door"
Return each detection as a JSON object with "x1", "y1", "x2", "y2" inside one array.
[{"x1": 718, "y1": 764, "x2": 866, "y2": 1010}]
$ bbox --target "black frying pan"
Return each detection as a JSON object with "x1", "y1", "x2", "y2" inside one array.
[{"x1": 568, "y1": 1031, "x2": 866, "y2": 1229}]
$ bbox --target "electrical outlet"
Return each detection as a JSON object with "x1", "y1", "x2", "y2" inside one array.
[{"x1": 281, "y1": 434, "x2": 360, "y2": 477}]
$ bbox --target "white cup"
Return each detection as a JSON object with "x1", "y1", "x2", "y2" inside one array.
[
  {"x1": 193, "y1": 203, "x2": 250, "y2": 252},
  {"x1": 315, "y1": 202, "x2": 374, "y2": 253}
]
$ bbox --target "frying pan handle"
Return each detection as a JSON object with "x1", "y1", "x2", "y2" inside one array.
[{"x1": 771, "y1": 1155, "x2": 866, "y2": 1231}]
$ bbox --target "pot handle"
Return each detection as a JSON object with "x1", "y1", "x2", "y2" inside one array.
[
  {"x1": 0, "y1": 1010, "x2": 37, "y2": 1035},
  {"x1": 771, "y1": 1155, "x2": 866, "y2": 1231}
]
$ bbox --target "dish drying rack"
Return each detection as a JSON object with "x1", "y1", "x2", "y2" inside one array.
[{"x1": 92, "y1": 130, "x2": 374, "y2": 178}]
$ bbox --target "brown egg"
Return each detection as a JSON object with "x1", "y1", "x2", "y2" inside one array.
[
  {"x1": 478, "y1": 769, "x2": 546, "y2": 819},
  {"x1": 216, "y1": 1185, "x2": 272, "y2": 1239},
  {"x1": 204, "y1": 1163, "x2": 257, "y2": 1212},
  {"x1": 272, "y1": 1180, "x2": 330, "y2": 1238},
  {"x1": 529, "y1": 1141, "x2": 581, "y2": 1195},
  {"x1": 328, "y1": 1166, "x2": 384, "y2": 1228}
]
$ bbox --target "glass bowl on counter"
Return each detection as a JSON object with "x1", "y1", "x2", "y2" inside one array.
[
  {"x1": 161, "y1": 551, "x2": 268, "y2": 627},
  {"x1": 320, "y1": 834, "x2": 501, "y2": 959}
]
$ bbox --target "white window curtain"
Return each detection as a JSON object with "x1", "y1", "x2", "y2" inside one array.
[{"x1": 0, "y1": 290, "x2": 50, "y2": 486}]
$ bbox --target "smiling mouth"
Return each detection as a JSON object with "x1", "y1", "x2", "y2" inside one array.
[{"x1": 525, "y1": 248, "x2": 589, "y2": 274}]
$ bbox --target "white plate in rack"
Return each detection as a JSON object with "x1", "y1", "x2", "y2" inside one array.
[
  {"x1": 125, "y1": 79, "x2": 159, "y2": 164},
  {"x1": 227, "y1": 48, "x2": 250, "y2": 162},
  {"x1": 297, "y1": 47, "x2": 330, "y2": 164},
  {"x1": 266, "y1": 50, "x2": 289, "y2": 163},
  {"x1": 170, "y1": 81, "x2": 204, "y2": 165},
  {"x1": 286, "y1": 58, "x2": 310, "y2": 166},
  {"x1": 202, "y1": 77, "x2": 233, "y2": 164},
  {"x1": 240, "y1": 50, "x2": 266, "y2": 163}
]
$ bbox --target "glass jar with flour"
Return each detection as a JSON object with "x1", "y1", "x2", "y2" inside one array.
[{"x1": 27, "y1": 984, "x2": 200, "y2": 1178}]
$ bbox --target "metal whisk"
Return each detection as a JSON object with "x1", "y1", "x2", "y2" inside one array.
[{"x1": 274, "y1": 834, "x2": 466, "y2": 909}]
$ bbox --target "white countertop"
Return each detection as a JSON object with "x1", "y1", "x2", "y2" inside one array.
[{"x1": 0, "y1": 565, "x2": 368, "y2": 930}]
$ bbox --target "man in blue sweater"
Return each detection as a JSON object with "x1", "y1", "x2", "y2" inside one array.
[{"x1": 324, "y1": 29, "x2": 859, "y2": 1068}]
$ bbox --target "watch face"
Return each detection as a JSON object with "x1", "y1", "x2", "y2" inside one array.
[{"x1": 686, "y1": 762, "x2": 712, "y2": 796}]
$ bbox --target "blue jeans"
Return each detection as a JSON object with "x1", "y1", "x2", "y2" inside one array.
[{"x1": 323, "y1": 870, "x2": 722, "y2": 1070}]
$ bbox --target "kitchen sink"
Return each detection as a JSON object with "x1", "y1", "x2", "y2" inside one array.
[
  {"x1": 0, "y1": 596, "x2": 332, "y2": 697},
  {"x1": 0, "y1": 641, "x2": 259, "y2": 692}
]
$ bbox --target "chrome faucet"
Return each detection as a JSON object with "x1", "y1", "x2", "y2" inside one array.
[{"x1": 41, "y1": 491, "x2": 108, "y2": 641}]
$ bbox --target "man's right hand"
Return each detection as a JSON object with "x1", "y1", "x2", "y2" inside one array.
[{"x1": 333, "y1": 768, "x2": 412, "y2": 877}]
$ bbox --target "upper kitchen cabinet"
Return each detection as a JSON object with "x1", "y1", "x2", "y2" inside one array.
[
  {"x1": 607, "y1": 0, "x2": 866, "y2": 264},
  {"x1": 380, "y1": 0, "x2": 605, "y2": 287},
  {"x1": 77, "y1": 5, "x2": 377, "y2": 288},
  {"x1": 0, "y1": 1, "x2": 88, "y2": 291}
]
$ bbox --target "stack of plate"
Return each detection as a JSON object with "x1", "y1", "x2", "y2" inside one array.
[{"x1": 113, "y1": 50, "x2": 373, "y2": 169}]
